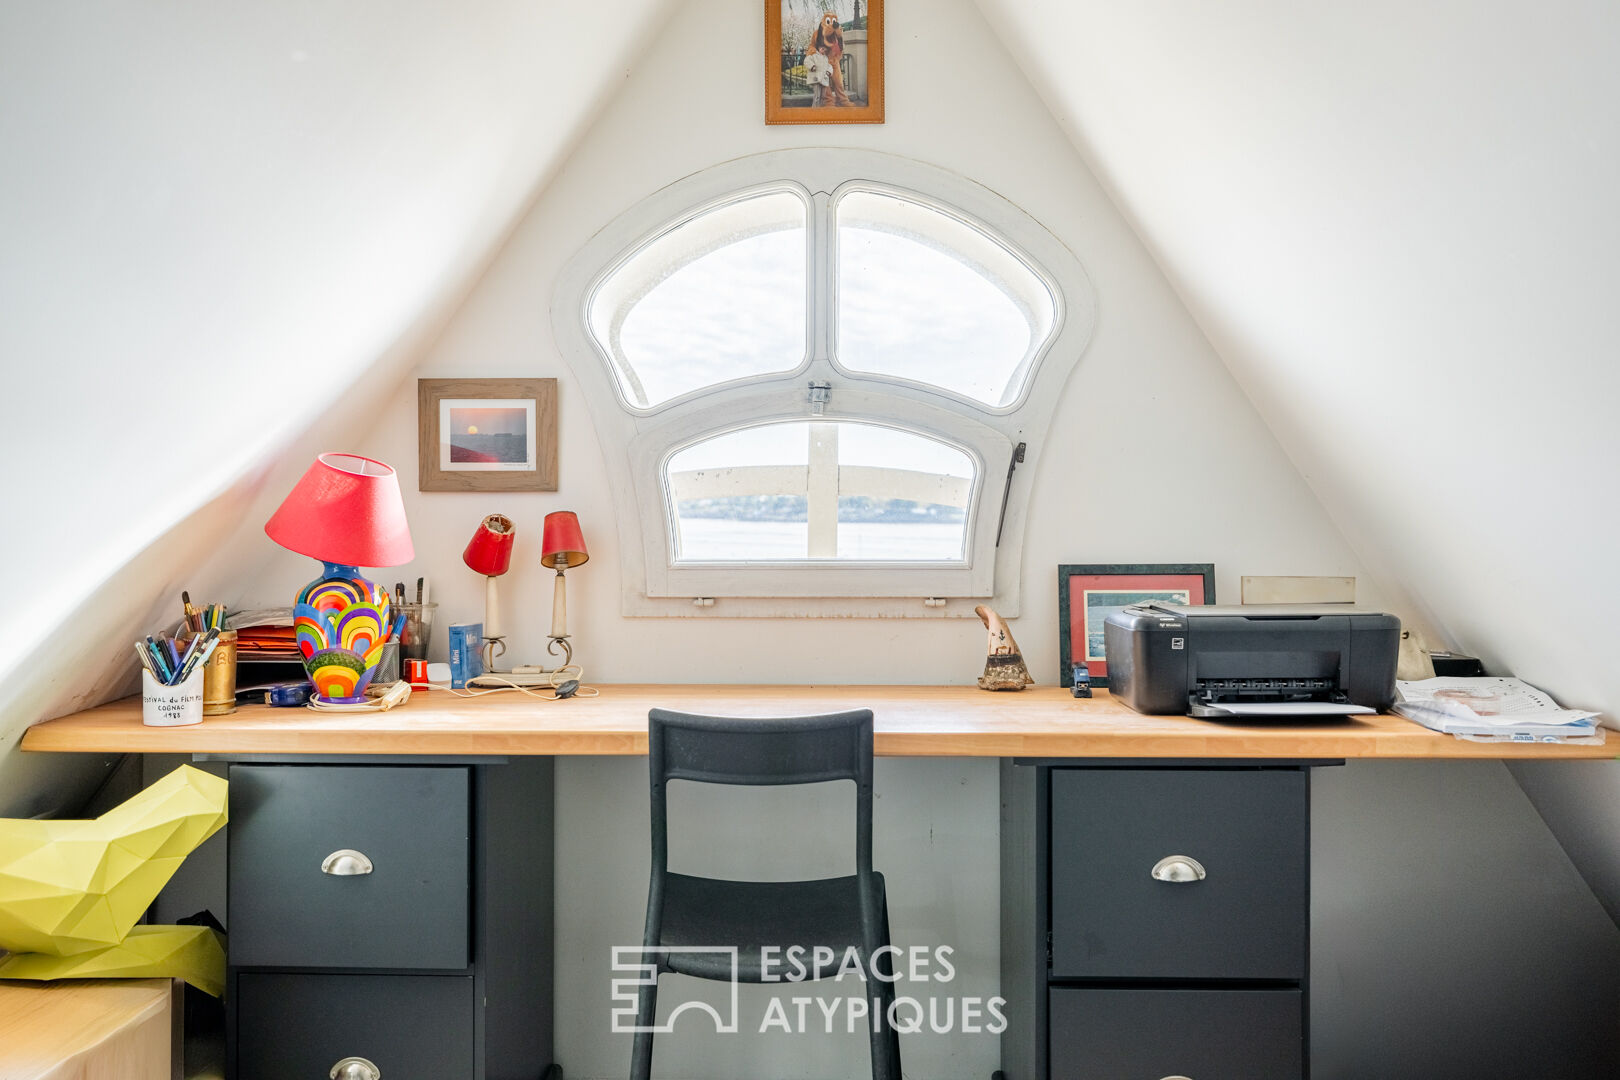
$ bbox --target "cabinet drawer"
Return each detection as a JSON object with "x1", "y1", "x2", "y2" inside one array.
[
  {"x1": 229, "y1": 765, "x2": 471, "y2": 970},
  {"x1": 1049, "y1": 768, "x2": 1306, "y2": 980},
  {"x1": 235, "y1": 973, "x2": 473, "y2": 1079},
  {"x1": 1049, "y1": 987, "x2": 1303, "y2": 1079}
]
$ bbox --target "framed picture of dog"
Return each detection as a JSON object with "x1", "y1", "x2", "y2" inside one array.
[{"x1": 766, "y1": 1, "x2": 884, "y2": 124}]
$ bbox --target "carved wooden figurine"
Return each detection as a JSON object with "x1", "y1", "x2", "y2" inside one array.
[{"x1": 975, "y1": 605, "x2": 1033, "y2": 691}]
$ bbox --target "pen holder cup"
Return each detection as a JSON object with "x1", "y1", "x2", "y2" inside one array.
[
  {"x1": 397, "y1": 602, "x2": 437, "y2": 662},
  {"x1": 371, "y1": 640, "x2": 401, "y2": 688},
  {"x1": 142, "y1": 668, "x2": 205, "y2": 727},
  {"x1": 182, "y1": 630, "x2": 238, "y2": 715}
]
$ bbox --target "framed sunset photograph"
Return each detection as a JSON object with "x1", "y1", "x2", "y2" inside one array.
[
  {"x1": 1058, "y1": 564, "x2": 1216, "y2": 688},
  {"x1": 766, "y1": 0, "x2": 884, "y2": 124},
  {"x1": 443, "y1": 402, "x2": 533, "y2": 471},
  {"x1": 418, "y1": 378, "x2": 558, "y2": 492}
]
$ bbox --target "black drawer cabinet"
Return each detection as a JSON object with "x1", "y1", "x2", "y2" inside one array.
[
  {"x1": 1049, "y1": 768, "x2": 1306, "y2": 980},
  {"x1": 1002, "y1": 762, "x2": 1320, "y2": 1080},
  {"x1": 1049, "y1": 987, "x2": 1303, "y2": 1079},
  {"x1": 226, "y1": 759, "x2": 555, "y2": 1080},
  {"x1": 235, "y1": 973, "x2": 474, "y2": 1080},
  {"x1": 229, "y1": 765, "x2": 471, "y2": 970}
]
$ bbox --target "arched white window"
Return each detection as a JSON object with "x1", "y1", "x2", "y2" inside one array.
[
  {"x1": 554, "y1": 150, "x2": 1095, "y2": 617},
  {"x1": 666, "y1": 420, "x2": 975, "y2": 563}
]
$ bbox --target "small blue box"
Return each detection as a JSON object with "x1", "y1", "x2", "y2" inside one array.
[{"x1": 447, "y1": 622, "x2": 484, "y2": 689}]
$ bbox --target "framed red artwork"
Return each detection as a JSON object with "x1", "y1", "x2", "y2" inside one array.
[{"x1": 1058, "y1": 564, "x2": 1215, "y2": 687}]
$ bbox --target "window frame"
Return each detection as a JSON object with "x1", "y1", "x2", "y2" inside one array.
[
  {"x1": 553, "y1": 149, "x2": 1095, "y2": 618},
  {"x1": 661, "y1": 418, "x2": 979, "y2": 567},
  {"x1": 587, "y1": 181, "x2": 817, "y2": 414},
  {"x1": 828, "y1": 180, "x2": 1063, "y2": 414},
  {"x1": 628, "y1": 392, "x2": 1002, "y2": 599}
]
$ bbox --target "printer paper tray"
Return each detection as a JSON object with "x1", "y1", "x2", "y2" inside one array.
[{"x1": 1190, "y1": 701, "x2": 1376, "y2": 719}]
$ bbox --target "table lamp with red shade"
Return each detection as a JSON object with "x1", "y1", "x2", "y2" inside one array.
[
  {"x1": 463, "y1": 513, "x2": 516, "y2": 672},
  {"x1": 265, "y1": 453, "x2": 414, "y2": 703},
  {"x1": 540, "y1": 511, "x2": 588, "y2": 669}
]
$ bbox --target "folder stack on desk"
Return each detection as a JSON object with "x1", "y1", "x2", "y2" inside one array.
[{"x1": 228, "y1": 609, "x2": 302, "y2": 663}]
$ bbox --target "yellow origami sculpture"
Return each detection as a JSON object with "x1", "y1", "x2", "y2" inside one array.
[
  {"x1": 0, "y1": 924, "x2": 227, "y2": 997},
  {"x1": 0, "y1": 764, "x2": 227, "y2": 994}
]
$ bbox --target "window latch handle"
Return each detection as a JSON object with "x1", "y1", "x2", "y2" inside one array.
[
  {"x1": 995, "y1": 442, "x2": 1026, "y2": 547},
  {"x1": 808, "y1": 380, "x2": 831, "y2": 415}
]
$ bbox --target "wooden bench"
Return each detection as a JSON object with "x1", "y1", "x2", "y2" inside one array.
[{"x1": 0, "y1": 978, "x2": 179, "y2": 1080}]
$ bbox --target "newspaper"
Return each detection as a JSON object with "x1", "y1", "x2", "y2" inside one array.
[{"x1": 1395, "y1": 677, "x2": 1600, "y2": 733}]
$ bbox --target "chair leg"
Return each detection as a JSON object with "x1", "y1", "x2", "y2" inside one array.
[
  {"x1": 861, "y1": 944, "x2": 902, "y2": 1080},
  {"x1": 865, "y1": 893, "x2": 902, "y2": 1080},
  {"x1": 629, "y1": 970, "x2": 658, "y2": 1080},
  {"x1": 878, "y1": 966, "x2": 900, "y2": 1079},
  {"x1": 880, "y1": 931, "x2": 902, "y2": 1077}
]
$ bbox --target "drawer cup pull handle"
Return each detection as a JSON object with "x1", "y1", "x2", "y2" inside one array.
[
  {"x1": 321, "y1": 849, "x2": 374, "y2": 876},
  {"x1": 1150, "y1": 855, "x2": 1206, "y2": 883},
  {"x1": 331, "y1": 1057, "x2": 381, "y2": 1080}
]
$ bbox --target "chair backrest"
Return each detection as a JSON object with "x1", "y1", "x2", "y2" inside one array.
[{"x1": 646, "y1": 708, "x2": 875, "y2": 876}]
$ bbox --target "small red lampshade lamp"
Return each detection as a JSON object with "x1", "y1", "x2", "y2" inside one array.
[
  {"x1": 265, "y1": 453, "x2": 414, "y2": 703},
  {"x1": 462, "y1": 514, "x2": 516, "y2": 670},
  {"x1": 540, "y1": 511, "x2": 588, "y2": 668}
]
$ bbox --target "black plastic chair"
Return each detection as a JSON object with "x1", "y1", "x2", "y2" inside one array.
[{"x1": 630, "y1": 708, "x2": 902, "y2": 1080}]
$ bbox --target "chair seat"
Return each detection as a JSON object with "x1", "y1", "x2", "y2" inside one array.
[{"x1": 657, "y1": 871, "x2": 888, "y2": 983}]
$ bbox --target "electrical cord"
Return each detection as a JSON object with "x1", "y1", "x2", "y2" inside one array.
[
  {"x1": 307, "y1": 680, "x2": 414, "y2": 712},
  {"x1": 444, "y1": 665, "x2": 599, "y2": 701},
  {"x1": 305, "y1": 666, "x2": 597, "y2": 710}
]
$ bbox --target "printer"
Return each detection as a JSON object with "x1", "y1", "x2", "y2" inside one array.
[{"x1": 1104, "y1": 603, "x2": 1401, "y2": 716}]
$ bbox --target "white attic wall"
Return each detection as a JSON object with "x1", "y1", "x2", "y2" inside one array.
[
  {"x1": 976, "y1": 0, "x2": 1620, "y2": 915},
  {"x1": 0, "y1": 0, "x2": 674, "y2": 815}
]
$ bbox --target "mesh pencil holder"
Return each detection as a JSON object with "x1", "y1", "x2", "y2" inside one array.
[{"x1": 142, "y1": 668, "x2": 205, "y2": 727}]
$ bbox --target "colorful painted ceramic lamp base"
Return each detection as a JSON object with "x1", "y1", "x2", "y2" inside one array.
[
  {"x1": 265, "y1": 453, "x2": 415, "y2": 704},
  {"x1": 294, "y1": 571, "x2": 393, "y2": 702}
]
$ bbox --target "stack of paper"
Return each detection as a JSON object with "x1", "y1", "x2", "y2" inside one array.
[
  {"x1": 229, "y1": 607, "x2": 302, "y2": 662},
  {"x1": 1395, "y1": 677, "x2": 1604, "y2": 743}
]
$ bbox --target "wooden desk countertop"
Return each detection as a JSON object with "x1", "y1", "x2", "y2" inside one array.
[
  {"x1": 19, "y1": 685, "x2": 1614, "y2": 760},
  {"x1": 0, "y1": 977, "x2": 178, "y2": 1080}
]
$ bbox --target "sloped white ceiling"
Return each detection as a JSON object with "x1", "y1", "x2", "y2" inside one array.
[
  {"x1": 5, "y1": 1, "x2": 1615, "y2": 908},
  {"x1": 976, "y1": 0, "x2": 1620, "y2": 910},
  {"x1": 0, "y1": 0, "x2": 673, "y2": 813}
]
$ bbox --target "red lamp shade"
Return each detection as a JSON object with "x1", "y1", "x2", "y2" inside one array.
[
  {"x1": 264, "y1": 453, "x2": 415, "y2": 568},
  {"x1": 540, "y1": 511, "x2": 588, "y2": 569},
  {"x1": 463, "y1": 514, "x2": 516, "y2": 577}
]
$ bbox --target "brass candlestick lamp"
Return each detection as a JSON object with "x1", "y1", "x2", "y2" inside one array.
[
  {"x1": 461, "y1": 514, "x2": 516, "y2": 673},
  {"x1": 539, "y1": 511, "x2": 588, "y2": 668}
]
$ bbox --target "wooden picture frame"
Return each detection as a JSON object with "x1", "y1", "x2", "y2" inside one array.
[
  {"x1": 1058, "y1": 564, "x2": 1216, "y2": 688},
  {"x1": 418, "y1": 378, "x2": 557, "y2": 492},
  {"x1": 766, "y1": 0, "x2": 884, "y2": 125}
]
